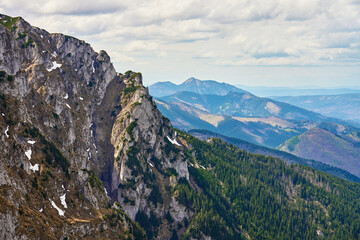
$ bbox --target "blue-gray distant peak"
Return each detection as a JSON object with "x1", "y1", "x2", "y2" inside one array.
[{"x1": 149, "y1": 77, "x2": 248, "y2": 97}]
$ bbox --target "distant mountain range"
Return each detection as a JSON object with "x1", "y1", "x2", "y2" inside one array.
[
  {"x1": 155, "y1": 97, "x2": 307, "y2": 148},
  {"x1": 160, "y1": 91, "x2": 328, "y2": 121},
  {"x1": 149, "y1": 77, "x2": 247, "y2": 97},
  {"x1": 272, "y1": 93, "x2": 360, "y2": 123},
  {"x1": 236, "y1": 85, "x2": 360, "y2": 97},
  {"x1": 153, "y1": 78, "x2": 360, "y2": 177},
  {"x1": 278, "y1": 122, "x2": 360, "y2": 177}
]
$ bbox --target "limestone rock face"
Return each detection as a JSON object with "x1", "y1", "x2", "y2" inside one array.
[
  {"x1": 0, "y1": 14, "x2": 142, "y2": 239},
  {"x1": 109, "y1": 72, "x2": 192, "y2": 236},
  {"x1": 0, "y1": 14, "x2": 192, "y2": 239}
]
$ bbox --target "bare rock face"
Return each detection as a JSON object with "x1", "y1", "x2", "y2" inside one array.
[
  {"x1": 0, "y1": 14, "x2": 192, "y2": 239},
  {"x1": 0, "y1": 14, "x2": 145, "y2": 239},
  {"x1": 109, "y1": 72, "x2": 192, "y2": 236}
]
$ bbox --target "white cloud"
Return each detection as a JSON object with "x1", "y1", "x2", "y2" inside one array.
[{"x1": 1, "y1": 0, "x2": 360, "y2": 86}]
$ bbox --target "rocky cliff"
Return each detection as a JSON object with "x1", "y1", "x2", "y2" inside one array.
[{"x1": 0, "y1": 14, "x2": 192, "y2": 239}]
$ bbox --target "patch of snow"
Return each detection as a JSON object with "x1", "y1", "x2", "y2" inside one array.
[
  {"x1": 49, "y1": 199, "x2": 65, "y2": 216},
  {"x1": 148, "y1": 162, "x2": 154, "y2": 168},
  {"x1": 42, "y1": 51, "x2": 46, "y2": 53},
  {"x1": 65, "y1": 103, "x2": 71, "y2": 109},
  {"x1": 25, "y1": 149, "x2": 32, "y2": 160},
  {"x1": 79, "y1": 96, "x2": 83, "y2": 100},
  {"x1": 29, "y1": 163, "x2": 39, "y2": 173},
  {"x1": 104, "y1": 187, "x2": 108, "y2": 195},
  {"x1": 47, "y1": 61, "x2": 62, "y2": 72},
  {"x1": 48, "y1": 40, "x2": 50, "y2": 44},
  {"x1": 75, "y1": 69, "x2": 77, "y2": 72},
  {"x1": 64, "y1": 93, "x2": 68, "y2": 99},
  {"x1": 60, "y1": 193, "x2": 67, "y2": 208},
  {"x1": 51, "y1": 51, "x2": 58, "y2": 58},
  {"x1": 39, "y1": 208, "x2": 43, "y2": 212},
  {"x1": 5, "y1": 126, "x2": 9, "y2": 138},
  {"x1": 87, "y1": 148, "x2": 90, "y2": 152},
  {"x1": 40, "y1": 34, "x2": 43, "y2": 38},
  {"x1": 27, "y1": 140, "x2": 36, "y2": 145},
  {"x1": 1, "y1": 113, "x2": 4, "y2": 116},
  {"x1": 167, "y1": 136, "x2": 181, "y2": 146},
  {"x1": 92, "y1": 60, "x2": 95, "y2": 73}
]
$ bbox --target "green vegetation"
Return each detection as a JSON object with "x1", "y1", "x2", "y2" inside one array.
[
  {"x1": 164, "y1": 136, "x2": 180, "y2": 155},
  {"x1": 22, "y1": 38, "x2": 35, "y2": 48},
  {"x1": 148, "y1": 185, "x2": 163, "y2": 207},
  {"x1": 125, "y1": 146, "x2": 143, "y2": 176},
  {"x1": 123, "y1": 83, "x2": 140, "y2": 96},
  {"x1": 135, "y1": 210, "x2": 161, "y2": 239},
  {"x1": 131, "y1": 102, "x2": 141, "y2": 107},
  {"x1": 64, "y1": 35, "x2": 75, "y2": 41},
  {"x1": 82, "y1": 169, "x2": 104, "y2": 189},
  {"x1": 16, "y1": 31, "x2": 27, "y2": 40},
  {"x1": 124, "y1": 70, "x2": 133, "y2": 78},
  {"x1": 174, "y1": 132, "x2": 360, "y2": 240},
  {"x1": 128, "y1": 72, "x2": 141, "y2": 82},
  {"x1": 0, "y1": 15, "x2": 20, "y2": 29},
  {"x1": 285, "y1": 135, "x2": 300, "y2": 151},
  {"x1": 122, "y1": 71, "x2": 142, "y2": 96},
  {"x1": 105, "y1": 206, "x2": 147, "y2": 240},
  {"x1": 22, "y1": 126, "x2": 70, "y2": 174},
  {"x1": 126, "y1": 121, "x2": 137, "y2": 134},
  {"x1": 165, "y1": 168, "x2": 178, "y2": 177}
]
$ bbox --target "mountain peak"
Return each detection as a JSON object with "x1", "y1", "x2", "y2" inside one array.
[
  {"x1": 149, "y1": 77, "x2": 248, "y2": 97},
  {"x1": 184, "y1": 77, "x2": 200, "y2": 84}
]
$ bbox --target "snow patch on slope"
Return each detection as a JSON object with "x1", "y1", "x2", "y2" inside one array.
[
  {"x1": 167, "y1": 132, "x2": 181, "y2": 146},
  {"x1": 49, "y1": 199, "x2": 65, "y2": 216},
  {"x1": 25, "y1": 149, "x2": 32, "y2": 160},
  {"x1": 29, "y1": 163, "x2": 39, "y2": 173},
  {"x1": 92, "y1": 60, "x2": 95, "y2": 73},
  {"x1": 47, "y1": 61, "x2": 62, "y2": 72},
  {"x1": 60, "y1": 193, "x2": 67, "y2": 209},
  {"x1": 4, "y1": 126, "x2": 9, "y2": 138}
]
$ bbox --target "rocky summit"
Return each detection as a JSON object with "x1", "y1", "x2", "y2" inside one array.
[{"x1": 0, "y1": 14, "x2": 191, "y2": 239}]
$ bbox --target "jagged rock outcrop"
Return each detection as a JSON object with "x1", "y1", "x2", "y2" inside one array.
[
  {"x1": 0, "y1": 14, "x2": 193, "y2": 239},
  {"x1": 109, "y1": 72, "x2": 192, "y2": 237},
  {"x1": 0, "y1": 14, "x2": 145, "y2": 239}
]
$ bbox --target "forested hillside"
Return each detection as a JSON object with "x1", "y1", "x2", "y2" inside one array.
[{"x1": 175, "y1": 132, "x2": 360, "y2": 239}]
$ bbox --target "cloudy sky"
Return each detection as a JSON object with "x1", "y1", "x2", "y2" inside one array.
[{"x1": 1, "y1": 0, "x2": 360, "y2": 87}]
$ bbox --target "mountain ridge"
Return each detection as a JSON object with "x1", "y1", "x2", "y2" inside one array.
[
  {"x1": 272, "y1": 93, "x2": 360, "y2": 123},
  {"x1": 148, "y1": 77, "x2": 248, "y2": 97}
]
